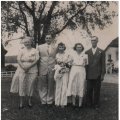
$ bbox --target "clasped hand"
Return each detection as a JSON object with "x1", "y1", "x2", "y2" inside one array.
[{"x1": 23, "y1": 66, "x2": 31, "y2": 72}]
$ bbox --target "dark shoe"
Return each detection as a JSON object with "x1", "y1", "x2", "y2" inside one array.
[
  {"x1": 86, "y1": 103, "x2": 93, "y2": 108},
  {"x1": 47, "y1": 104, "x2": 53, "y2": 107},
  {"x1": 28, "y1": 103, "x2": 33, "y2": 108},
  {"x1": 61, "y1": 105, "x2": 66, "y2": 108},
  {"x1": 40, "y1": 103, "x2": 47, "y2": 107},
  {"x1": 73, "y1": 105, "x2": 78, "y2": 109},
  {"x1": 39, "y1": 103, "x2": 47, "y2": 109},
  {"x1": 79, "y1": 106, "x2": 83, "y2": 109},
  {"x1": 19, "y1": 105, "x2": 24, "y2": 109},
  {"x1": 67, "y1": 103, "x2": 72, "y2": 107},
  {"x1": 94, "y1": 105, "x2": 100, "y2": 110}
]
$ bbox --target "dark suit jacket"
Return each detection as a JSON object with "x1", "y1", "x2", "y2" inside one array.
[{"x1": 85, "y1": 48, "x2": 106, "y2": 80}]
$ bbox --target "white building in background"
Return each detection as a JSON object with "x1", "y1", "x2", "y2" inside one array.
[
  {"x1": 105, "y1": 38, "x2": 118, "y2": 73},
  {"x1": 5, "y1": 38, "x2": 24, "y2": 67}
]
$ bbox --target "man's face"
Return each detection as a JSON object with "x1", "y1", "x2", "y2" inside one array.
[
  {"x1": 45, "y1": 35, "x2": 52, "y2": 45},
  {"x1": 91, "y1": 39, "x2": 98, "y2": 48}
]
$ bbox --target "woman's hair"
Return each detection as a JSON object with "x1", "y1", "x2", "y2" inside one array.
[
  {"x1": 57, "y1": 42, "x2": 66, "y2": 53},
  {"x1": 73, "y1": 43, "x2": 84, "y2": 51},
  {"x1": 23, "y1": 36, "x2": 32, "y2": 43}
]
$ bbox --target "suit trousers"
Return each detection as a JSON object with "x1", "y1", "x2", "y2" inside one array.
[
  {"x1": 38, "y1": 71, "x2": 55, "y2": 104},
  {"x1": 86, "y1": 78, "x2": 101, "y2": 106}
]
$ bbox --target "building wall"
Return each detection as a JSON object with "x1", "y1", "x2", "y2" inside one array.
[{"x1": 105, "y1": 47, "x2": 118, "y2": 66}]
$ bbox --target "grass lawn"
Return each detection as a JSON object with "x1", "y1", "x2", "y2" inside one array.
[{"x1": 1, "y1": 77, "x2": 118, "y2": 120}]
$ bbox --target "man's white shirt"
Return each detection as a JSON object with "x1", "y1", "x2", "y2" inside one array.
[{"x1": 92, "y1": 47, "x2": 97, "y2": 55}]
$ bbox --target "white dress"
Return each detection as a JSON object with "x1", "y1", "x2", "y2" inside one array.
[
  {"x1": 55, "y1": 52, "x2": 70, "y2": 106},
  {"x1": 10, "y1": 48, "x2": 39, "y2": 96},
  {"x1": 67, "y1": 51, "x2": 88, "y2": 97}
]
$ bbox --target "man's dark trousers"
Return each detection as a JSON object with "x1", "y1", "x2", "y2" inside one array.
[{"x1": 86, "y1": 77, "x2": 101, "y2": 107}]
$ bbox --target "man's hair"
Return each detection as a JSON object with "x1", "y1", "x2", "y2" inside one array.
[
  {"x1": 45, "y1": 33, "x2": 55, "y2": 38},
  {"x1": 91, "y1": 36, "x2": 98, "y2": 41}
]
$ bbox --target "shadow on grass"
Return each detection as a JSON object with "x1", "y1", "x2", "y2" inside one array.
[{"x1": 1, "y1": 77, "x2": 118, "y2": 120}]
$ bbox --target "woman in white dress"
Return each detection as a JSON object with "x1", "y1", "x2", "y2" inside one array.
[
  {"x1": 10, "y1": 36, "x2": 39, "y2": 109},
  {"x1": 54, "y1": 42, "x2": 71, "y2": 107},
  {"x1": 67, "y1": 43, "x2": 88, "y2": 107}
]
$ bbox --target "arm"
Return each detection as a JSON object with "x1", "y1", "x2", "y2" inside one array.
[
  {"x1": 27, "y1": 50, "x2": 40, "y2": 70},
  {"x1": 101, "y1": 51, "x2": 106, "y2": 81},
  {"x1": 17, "y1": 50, "x2": 26, "y2": 71},
  {"x1": 84, "y1": 54, "x2": 88, "y2": 66},
  {"x1": 36, "y1": 46, "x2": 40, "y2": 76},
  {"x1": 66, "y1": 51, "x2": 74, "y2": 65}
]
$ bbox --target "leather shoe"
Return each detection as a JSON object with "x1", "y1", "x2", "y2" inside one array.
[
  {"x1": 94, "y1": 105, "x2": 100, "y2": 110},
  {"x1": 28, "y1": 103, "x2": 33, "y2": 108},
  {"x1": 19, "y1": 105, "x2": 24, "y2": 109},
  {"x1": 47, "y1": 104, "x2": 53, "y2": 107}
]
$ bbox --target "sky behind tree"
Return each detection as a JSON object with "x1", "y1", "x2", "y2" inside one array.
[
  {"x1": 5, "y1": 16, "x2": 118, "y2": 56},
  {"x1": 4, "y1": 1, "x2": 118, "y2": 56}
]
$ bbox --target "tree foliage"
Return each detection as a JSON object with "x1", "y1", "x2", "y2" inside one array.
[{"x1": 1, "y1": 1, "x2": 118, "y2": 46}]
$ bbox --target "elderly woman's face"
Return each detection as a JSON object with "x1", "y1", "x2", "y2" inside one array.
[
  {"x1": 45, "y1": 35, "x2": 52, "y2": 45},
  {"x1": 24, "y1": 38, "x2": 32, "y2": 47},
  {"x1": 76, "y1": 44, "x2": 83, "y2": 52}
]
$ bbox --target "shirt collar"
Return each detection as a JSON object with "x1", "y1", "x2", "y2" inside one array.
[
  {"x1": 92, "y1": 47, "x2": 97, "y2": 50},
  {"x1": 45, "y1": 43, "x2": 51, "y2": 47}
]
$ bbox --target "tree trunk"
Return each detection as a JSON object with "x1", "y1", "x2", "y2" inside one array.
[
  {"x1": 33, "y1": 17, "x2": 38, "y2": 48},
  {"x1": 19, "y1": 2, "x2": 30, "y2": 36},
  {"x1": 1, "y1": 44, "x2": 7, "y2": 70},
  {"x1": 25, "y1": 22, "x2": 30, "y2": 36},
  {"x1": 40, "y1": 22, "x2": 51, "y2": 45},
  {"x1": 37, "y1": 22, "x2": 45, "y2": 45},
  {"x1": 39, "y1": 2, "x2": 57, "y2": 45}
]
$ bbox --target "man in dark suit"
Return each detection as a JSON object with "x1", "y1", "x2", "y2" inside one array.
[{"x1": 85, "y1": 36, "x2": 106, "y2": 109}]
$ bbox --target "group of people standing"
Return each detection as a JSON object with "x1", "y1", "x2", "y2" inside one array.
[{"x1": 10, "y1": 34, "x2": 105, "y2": 110}]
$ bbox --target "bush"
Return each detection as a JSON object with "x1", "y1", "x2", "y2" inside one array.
[{"x1": 5, "y1": 64, "x2": 17, "y2": 71}]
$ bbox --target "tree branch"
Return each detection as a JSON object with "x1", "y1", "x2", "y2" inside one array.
[
  {"x1": 19, "y1": 23, "x2": 25, "y2": 27},
  {"x1": 19, "y1": 2, "x2": 30, "y2": 36},
  {"x1": 54, "y1": 2, "x2": 87, "y2": 35},
  {"x1": 46, "y1": 1, "x2": 58, "y2": 20},
  {"x1": 42, "y1": 1, "x2": 58, "y2": 34},
  {"x1": 52, "y1": 8, "x2": 71, "y2": 18},
  {"x1": 22, "y1": 1, "x2": 33, "y2": 15},
  {"x1": 39, "y1": 1, "x2": 47, "y2": 20},
  {"x1": 19, "y1": 25, "x2": 26, "y2": 31},
  {"x1": 31, "y1": 1, "x2": 35, "y2": 12},
  {"x1": 11, "y1": 5, "x2": 19, "y2": 11}
]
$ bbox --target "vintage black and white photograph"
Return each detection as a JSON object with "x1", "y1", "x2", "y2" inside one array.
[{"x1": 1, "y1": 1, "x2": 118, "y2": 120}]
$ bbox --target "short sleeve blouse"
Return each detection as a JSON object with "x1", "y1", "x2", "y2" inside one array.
[{"x1": 17, "y1": 48, "x2": 39, "y2": 73}]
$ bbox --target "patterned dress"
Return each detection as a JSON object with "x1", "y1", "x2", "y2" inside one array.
[{"x1": 10, "y1": 48, "x2": 39, "y2": 96}]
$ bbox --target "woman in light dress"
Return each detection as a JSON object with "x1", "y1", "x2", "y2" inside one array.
[
  {"x1": 10, "y1": 36, "x2": 39, "y2": 109},
  {"x1": 67, "y1": 43, "x2": 88, "y2": 107},
  {"x1": 54, "y1": 42, "x2": 71, "y2": 107}
]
